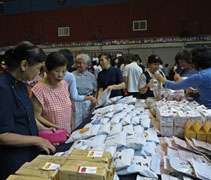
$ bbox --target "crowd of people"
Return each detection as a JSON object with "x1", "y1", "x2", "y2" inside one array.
[{"x1": 0, "y1": 40, "x2": 211, "y2": 179}]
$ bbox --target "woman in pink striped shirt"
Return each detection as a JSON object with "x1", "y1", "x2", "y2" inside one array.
[{"x1": 31, "y1": 52, "x2": 72, "y2": 136}]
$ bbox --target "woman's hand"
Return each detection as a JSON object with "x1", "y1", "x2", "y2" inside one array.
[
  {"x1": 106, "y1": 85, "x2": 116, "y2": 91},
  {"x1": 35, "y1": 137, "x2": 56, "y2": 155},
  {"x1": 154, "y1": 72, "x2": 166, "y2": 83}
]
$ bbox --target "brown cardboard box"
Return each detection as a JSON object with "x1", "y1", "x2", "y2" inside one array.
[
  {"x1": 31, "y1": 155, "x2": 67, "y2": 165},
  {"x1": 15, "y1": 162, "x2": 58, "y2": 180},
  {"x1": 59, "y1": 160, "x2": 114, "y2": 180},
  {"x1": 68, "y1": 149, "x2": 113, "y2": 169},
  {"x1": 6, "y1": 175, "x2": 49, "y2": 180}
]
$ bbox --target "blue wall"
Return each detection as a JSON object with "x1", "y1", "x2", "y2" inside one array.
[{"x1": 2, "y1": 0, "x2": 135, "y2": 15}]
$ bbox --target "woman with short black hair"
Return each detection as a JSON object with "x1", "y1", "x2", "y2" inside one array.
[{"x1": 0, "y1": 41, "x2": 55, "y2": 180}]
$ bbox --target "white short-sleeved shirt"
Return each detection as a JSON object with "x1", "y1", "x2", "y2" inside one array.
[{"x1": 124, "y1": 62, "x2": 143, "y2": 92}]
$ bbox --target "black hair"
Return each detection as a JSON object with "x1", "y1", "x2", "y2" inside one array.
[
  {"x1": 191, "y1": 46, "x2": 211, "y2": 70},
  {"x1": 148, "y1": 55, "x2": 162, "y2": 64},
  {"x1": 4, "y1": 41, "x2": 46, "y2": 70},
  {"x1": 132, "y1": 54, "x2": 141, "y2": 62},
  {"x1": 175, "y1": 48, "x2": 192, "y2": 64},
  {"x1": 45, "y1": 52, "x2": 67, "y2": 72},
  {"x1": 99, "y1": 53, "x2": 112, "y2": 61},
  {"x1": 58, "y1": 49, "x2": 73, "y2": 69}
]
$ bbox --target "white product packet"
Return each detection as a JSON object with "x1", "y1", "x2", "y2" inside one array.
[
  {"x1": 141, "y1": 142, "x2": 157, "y2": 156},
  {"x1": 131, "y1": 116, "x2": 140, "y2": 125},
  {"x1": 133, "y1": 125, "x2": 145, "y2": 136},
  {"x1": 127, "y1": 156, "x2": 158, "y2": 179},
  {"x1": 100, "y1": 117, "x2": 111, "y2": 124},
  {"x1": 126, "y1": 134, "x2": 146, "y2": 150},
  {"x1": 115, "y1": 148, "x2": 135, "y2": 171},
  {"x1": 145, "y1": 128, "x2": 159, "y2": 143},
  {"x1": 83, "y1": 134, "x2": 107, "y2": 147},
  {"x1": 120, "y1": 96, "x2": 136, "y2": 105},
  {"x1": 105, "y1": 132, "x2": 126, "y2": 148},
  {"x1": 66, "y1": 124, "x2": 100, "y2": 143},
  {"x1": 113, "y1": 103, "x2": 127, "y2": 114},
  {"x1": 122, "y1": 124, "x2": 134, "y2": 135},
  {"x1": 168, "y1": 156, "x2": 194, "y2": 176},
  {"x1": 93, "y1": 104, "x2": 114, "y2": 115},
  {"x1": 151, "y1": 155, "x2": 160, "y2": 175},
  {"x1": 110, "y1": 123, "x2": 122, "y2": 136},
  {"x1": 189, "y1": 159, "x2": 211, "y2": 180},
  {"x1": 87, "y1": 144, "x2": 105, "y2": 151},
  {"x1": 121, "y1": 115, "x2": 131, "y2": 125},
  {"x1": 113, "y1": 173, "x2": 120, "y2": 180},
  {"x1": 109, "y1": 96, "x2": 123, "y2": 104},
  {"x1": 98, "y1": 89, "x2": 111, "y2": 107},
  {"x1": 161, "y1": 174, "x2": 180, "y2": 180},
  {"x1": 105, "y1": 145, "x2": 117, "y2": 157},
  {"x1": 65, "y1": 140, "x2": 85, "y2": 155},
  {"x1": 104, "y1": 111, "x2": 114, "y2": 118},
  {"x1": 98, "y1": 123, "x2": 111, "y2": 135},
  {"x1": 110, "y1": 112, "x2": 127, "y2": 124},
  {"x1": 125, "y1": 104, "x2": 135, "y2": 113},
  {"x1": 140, "y1": 115, "x2": 151, "y2": 129}
]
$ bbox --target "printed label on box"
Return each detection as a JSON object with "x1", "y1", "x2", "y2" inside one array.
[
  {"x1": 78, "y1": 166, "x2": 97, "y2": 174},
  {"x1": 87, "y1": 151, "x2": 103, "y2": 158},
  {"x1": 42, "y1": 162, "x2": 60, "y2": 170}
]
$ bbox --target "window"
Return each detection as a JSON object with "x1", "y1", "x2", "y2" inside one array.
[
  {"x1": 133, "y1": 20, "x2": 147, "y2": 31},
  {"x1": 58, "y1": 27, "x2": 70, "y2": 37}
]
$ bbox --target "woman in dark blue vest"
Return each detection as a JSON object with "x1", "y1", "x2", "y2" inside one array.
[
  {"x1": 0, "y1": 41, "x2": 55, "y2": 180},
  {"x1": 138, "y1": 55, "x2": 164, "y2": 99}
]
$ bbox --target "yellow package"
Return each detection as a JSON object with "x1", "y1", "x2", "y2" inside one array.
[
  {"x1": 185, "y1": 120, "x2": 196, "y2": 139},
  {"x1": 204, "y1": 121, "x2": 211, "y2": 143}
]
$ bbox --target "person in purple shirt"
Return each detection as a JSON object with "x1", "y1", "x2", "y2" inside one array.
[{"x1": 155, "y1": 46, "x2": 211, "y2": 109}]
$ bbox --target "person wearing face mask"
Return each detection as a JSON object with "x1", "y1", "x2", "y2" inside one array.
[
  {"x1": 97, "y1": 53, "x2": 125, "y2": 101},
  {"x1": 0, "y1": 41, "x2": 55, "y2": 180},
  {"x1": 138, "y1": 55, "x2": 164, "y2": 99},
  {"x1": 31, "y1": 52, "x2": 72, "y2": 136}
]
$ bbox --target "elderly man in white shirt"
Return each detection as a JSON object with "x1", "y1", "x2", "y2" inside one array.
[{"x1": 124, "y1": 54, "x2": 143, "y2": 98}]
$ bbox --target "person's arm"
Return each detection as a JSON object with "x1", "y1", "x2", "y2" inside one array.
[
  {"x1": 138, "y1": 73, "x2": 152, "y2": 94},
  {"x1": 31, "y1": 94, "x2": 62, "y2": 129},
  {"x1": 154, "y1": 72, "x2": 201, "y2": 90},
  {"x1": 65, "y1": 73, "x2": 84, "y2": 102},
  {"x1": 106, "y1": 82, "x2": 125, "y2": 91},
  {"x1": 96, "y1": 88, "x2": 104, "y2": 101},
  {"x1": 0, "y1": 133, "x2": 55, "y2": 155}
]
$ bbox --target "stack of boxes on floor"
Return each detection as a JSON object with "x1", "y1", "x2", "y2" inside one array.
[
  {"x1": 6, "y1": 149, "x2": 115, "y2": 180},
  {"x1": 153, "y1": 99, "x2": 211, "y2": 142}
]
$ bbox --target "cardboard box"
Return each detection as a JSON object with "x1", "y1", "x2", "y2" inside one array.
[
  {"x1": 59, "y1": 160, "x2": 114, "y2": 180},
  {"x1": 68, "y1": 149, "x2": 113, "y2": 169},
  {"x1": 6, "y1": 175, "x2": 49, "y2": 180},
  {"x1": 31, "y1": 155, "x2": 67, "y2": 165},
  {"x1": 15, "y1": 162, "x2": 58, "y2": 180}
]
